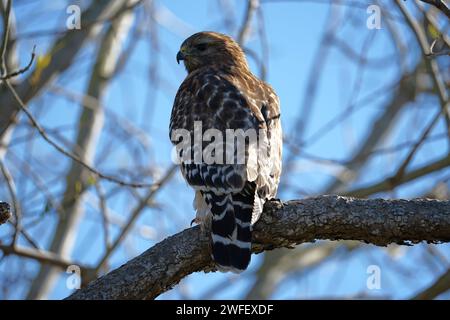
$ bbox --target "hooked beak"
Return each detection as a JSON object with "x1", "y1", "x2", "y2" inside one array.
[{"x1": 176, "y1": 51, "x2": 185, "y2": 64}]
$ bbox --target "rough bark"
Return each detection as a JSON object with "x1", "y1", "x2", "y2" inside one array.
[{"x1": 66, "y1": 195, "x2": 450, "y2": 300}]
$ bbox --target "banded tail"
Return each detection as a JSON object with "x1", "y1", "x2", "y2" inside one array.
[{"x1": 202, "y1": 186, "x2": 255, "y2": 272}]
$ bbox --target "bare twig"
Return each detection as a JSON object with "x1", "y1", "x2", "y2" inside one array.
[
  {"x1": 412, "y1": 268, "x2": 450, "y2": 299},
  {"x1": 4, "y1": 80, "x2": 161, "y2": 188},
  {"x1": 322, "y1": 71, "x2": 418, "y2": 193},
  {"x1": 0, "y1": 0, "x2": 128, "y2": 139},
  {"x1": 396, "y1": 0, "x2": 449, "y2": 134},
  {"x1": 0, "y1": 0, "x2": 12, "y2": 76},
  {"x1": 93, "y1": 165, "x2": 177, "y2": 275},
  {"x1": 428, "y1": 39, "x2": 450, "y2": 57},
  {"x1": 26, "y1": 4, "x2": 143, "y2": 299},
  {"x1": 0, "y1": 45, "x2": 35, "y2": 80},
  {"x1": 237, "y1": 0, "x2": 259, "y2": 45},
  {"x1": 94, "y1": 181, "x2": 111, "y2": 251},
  {"x1": 343, "y1": 154, "x2": 450, "y2": 197},
  {"x1": 392, "y1": 109, "x2": 443, "y2": 182},
  {"x1": 0, "y1": 244, "x2": 91, "y2": 272},
  {"x1": 419, "y1": 0, "x2": 450, "y2": 19}
]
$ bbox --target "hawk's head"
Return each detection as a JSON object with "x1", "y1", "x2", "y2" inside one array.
[{"x1": 176, "y1": 31, "x2": 248, "y2": 73}]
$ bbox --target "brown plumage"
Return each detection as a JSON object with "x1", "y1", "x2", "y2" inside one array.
[{"x1": 170, "y1": 31, "x2": 282, "y2": 272}]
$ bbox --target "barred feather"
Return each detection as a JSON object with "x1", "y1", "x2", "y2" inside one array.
[{"x1": 202, "y1": 183, "x2": 255, "y2": 272}]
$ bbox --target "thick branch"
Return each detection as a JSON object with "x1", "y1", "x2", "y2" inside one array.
[{"x1": 66, "y1": 196, "x2": 450, "y2": 300}]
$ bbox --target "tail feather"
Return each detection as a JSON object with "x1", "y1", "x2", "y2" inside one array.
[{"x1": 202, "y1": 186, "x2": 255, "y2": 272}]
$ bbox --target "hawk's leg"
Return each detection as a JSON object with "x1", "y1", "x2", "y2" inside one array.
[{"x1": 192, "y1": 191, "x2": 211, "y2": 232}]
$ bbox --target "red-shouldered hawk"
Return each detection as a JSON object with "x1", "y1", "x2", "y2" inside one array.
[{"x1": 170, "y1": 31, "x2": 282, "y2": 272}]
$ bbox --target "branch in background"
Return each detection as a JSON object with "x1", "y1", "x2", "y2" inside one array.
[
  {"x1": 412, "y1": 268, "x2": 450, "y2": 299},
  {"x1": 91, "y1": 165, "x2": 177, "y2": 276},
  {"x1": 0, "y1": 201, "x2": 10, "y2": 225},
  {"x1": 0, "y1": 0, "x2": 12, "y2": 76},
  {"x1": 237, "y1": 0, "x2": 259, "y2": 45},
  {"x1": 5, "y1": 80, "x2": 159, "y2": 188},
  {"x1": 419, "y1": 0, "x2": 450, "y2": 19},
  {"x1": 66, "y1": 196, "x2": 450, "y2": 300},
  {"x1": 292, "y1": 2, "x2": 343, "y2": 143},
  {"x1": 0, "y1": 0, "x2": 18, "y2": 163},
  {"x1": 416, "y1": 1, "x2": 450, "y2": 57},
  {"x1": 0, "y1": 45, "x2": 35, "y2": 80},
  {"x1": 253, "y1": 1, "x2": 449, "y2": 300},
  {"x1": 343, "y1": 154, "x2": 450, "y2": 197},
  {"x1": 323, "y1": 69, "x2": 418, "y2": 193},
  {"x1": 25, "y1": 2, "x2": 139, "y2": 299},
  {"x1": 428, "y1": 39, "x2": 450, "y2": 57},
  {"x1": 245, "y1": 241, "x2": 360, "y2": 299},
  {"x1": 0, "y1": 0, "x2": 128, "y2": 139},
  {"x1": 0, "y1": 244, "x2": 91, "y2": 273},
  {"x1": 396, "y1": 0, "x2": 449, "y2": 132},
  {"x1": 392, "y1": 109, "x2": 443, "y2": 183}
]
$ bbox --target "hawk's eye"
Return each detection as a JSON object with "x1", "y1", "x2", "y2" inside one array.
[{"x1": 196, "y1": 43, "x2": 208, "y2": 52}]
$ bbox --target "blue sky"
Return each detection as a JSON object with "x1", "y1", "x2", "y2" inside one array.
[{"x1": 0, "y1": 0, "x2": 449, "y2": 299}]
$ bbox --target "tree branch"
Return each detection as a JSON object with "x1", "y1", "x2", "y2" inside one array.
[
  {"x1": 343, "y1": 153, "x2": 450, "y2": 197},
  {"x1": 412, "y1": 268, "x2": 450, "y2": 299},
  {"x1": 66, "y1": 196, "x2": 450, "y2": 300},
  {"x1": 419, "y1": 0, "x2": 450, "y2": 19},
  {"x1": 0, "y1": 45, "x2": 35, "y2": 80},
  {"x1": 0, "y1": 0, "x2": 128, "y2": 138},
  {"x1": 237, "y1": 0, "x2": 259, "y2": 45},
  {"x1": 0, "y1": 244, "x2": 91, "y2": 273},
  {"x1": 26, "y1": 1, "x2": 140, "y2": 300}
]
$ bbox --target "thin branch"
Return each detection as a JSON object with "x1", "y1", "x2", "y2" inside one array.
[
  {"x1": 428, "y1": 41, "x2": 450, "y2": 57},
  {"x1": 93, "y1": 165, "x2": 177, "y2": 275},
  {"x1": 67, "y1": 196, "x2": 450, "y2": 300},
  {"x1": 0, "y1": 45, "x2": 35, "y2": 80},
  {"x1": 0, "y1": 0, "x2": 129, "y2": 139},
  {"x1": 0, "y1": 0, "x2": 12, "y2": 76},
  {"x1": 412, "y1": 268, "x2": 450, "y2": 299},
  {"x1": 289, "y1": 132, "x2": 447, "y2": 167},
  {"x1": 419, "y1": 0, "x2": 450, "y2": 19},
  {"x1": 343, "y1": 154, "x2": 450, "y2": 197},
  {"x1": 94, "y1": 181, "x2": 111, "y2": 251},
  {"x1": 4, "y1": 80, "x2": 162, "y2": 188},
  {"x1": 0, "y1": 244, "x2": 91, "y2": 272},
  {"x1": 237, "y1": 0, "x2": 259, "y2": 45},
  {"x1": 392, "y1": 109, "x2": 442, "y2": 182},
  {"x1": 396, "y1": 0, "x2": 449, "y2": 133},
  {"x1": 322, "y1": 71, "x2": 418, "y2": 193},
  {"x1": 416, "y1": 1, "x2": 450, "y2": 58}
]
